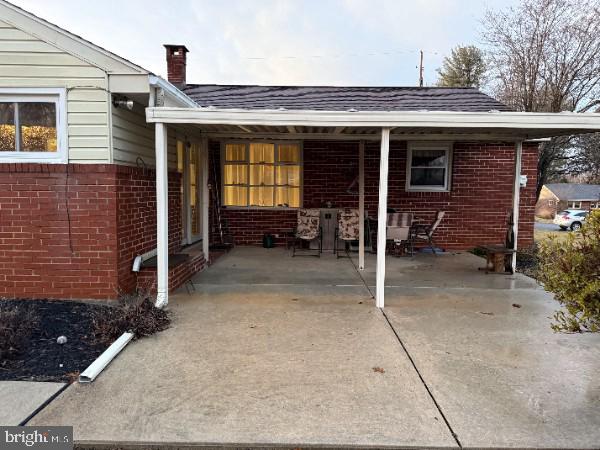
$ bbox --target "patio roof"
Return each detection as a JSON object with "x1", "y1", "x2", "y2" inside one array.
[{"x1": 145, "y1": 107, "x2": 600, "y2": 140}]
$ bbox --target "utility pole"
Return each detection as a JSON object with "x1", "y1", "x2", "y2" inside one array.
[{"x1": 419, "y1": 50, "x2": 424, "y2": 87}]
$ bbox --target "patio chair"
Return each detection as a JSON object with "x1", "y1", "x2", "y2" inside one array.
[
  {"x1": 334, "y1": 208, "x2": 360, "y2": 258},
  {"x1": 409, "y1": 211, "x2": 446, "y2": 256},
  {"x1": 387, "y1": 212, "x2": 414, "y2": 256},
  {"x1": 292, "y1": 208, "x2": 322, "y2": 257}
]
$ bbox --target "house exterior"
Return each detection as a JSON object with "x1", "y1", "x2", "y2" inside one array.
[
  {"x1": 2, "y1": 1, "x2": 600, "y2": 306},
  {"x1": 535, "y1": 183, "x2": 600, "y2": 218},
  {"x1": 0, "y1": 1, "x2": 203, "y2": 300}
]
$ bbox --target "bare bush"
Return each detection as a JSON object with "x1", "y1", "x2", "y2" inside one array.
[
  {"x1": 92, "y1": 292, "x2": 171, "y2": 346},
  {"x1": 0, "y1": 301, "x2": 39, "y2": 360}
]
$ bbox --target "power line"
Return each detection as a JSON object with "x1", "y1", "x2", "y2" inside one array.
[{"x1": 179, "y1": 48, "x2": 442, "y2": 62}]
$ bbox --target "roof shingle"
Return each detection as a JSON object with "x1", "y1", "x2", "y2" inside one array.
[
  {"x1": 182, "y1": 85, "x2": 511, "y2": 112},
  {"x1": 546, "y1": 183, "x2": 600, "y2": 201}
]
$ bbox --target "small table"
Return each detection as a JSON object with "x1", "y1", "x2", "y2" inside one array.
[{"x1": 476, "y1": 245, "x2": 515, "y2": 274}]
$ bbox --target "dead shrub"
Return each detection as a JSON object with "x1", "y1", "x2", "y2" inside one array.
[
  {"x1": 92, "y1": 291, "x2": 171, "y2": 346},
  {"x1": 0, "y1": 301, "x2": 39, "y2": 360}
]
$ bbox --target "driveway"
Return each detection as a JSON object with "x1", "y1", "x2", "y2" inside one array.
[
  {"x1": 535, "y1": 221, "x2": 562, "y2": 232},
  {"x1": 30, "y1": 248, "x2": 600, "y2": 449}
]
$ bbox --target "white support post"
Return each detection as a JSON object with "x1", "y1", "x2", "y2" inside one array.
[
  {"x1": 358, "y1": 140, "x2": 366, "y2": 270},
  {"x1": 511, "y1": 141, "x2": 523, "y2": 272},
  {"x1": 155, "y1": 123, "x2": 169, "y2": 308},
  {"x1": 375, "y1": 128, "x2": 391, "y2": 308},
  {"x1": 201, "y1": 136, "x2": 210, "y2": 261}
]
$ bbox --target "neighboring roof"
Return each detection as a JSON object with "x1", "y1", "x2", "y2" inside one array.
[
  {"x1": 0, "y1": 0, "x2": 148, "y2": 74},
  {"x1": 182, "y1": 85, "x2": 512, "y2": 112},
  {"x1": 545, "y1": 183, "x2": 600, "y2": 201}
]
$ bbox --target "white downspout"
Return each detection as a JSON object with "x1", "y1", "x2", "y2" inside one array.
[
  {"x1": 375, "y1": 128, "x2": 391, "y2": 308},
  {"x1": 155, "y1": 122, "x2": 169, "y2": 308},
  {"x1": 358, "y1": 140, "x2": 365, "y2": 270},
  {"x1": 511, "y1": 140, "x2": 523, "y2": 273}
]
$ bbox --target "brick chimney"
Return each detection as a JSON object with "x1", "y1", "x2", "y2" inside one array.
[{"x1": 164, "y1": 44, "x2": 189, "y2": 88}]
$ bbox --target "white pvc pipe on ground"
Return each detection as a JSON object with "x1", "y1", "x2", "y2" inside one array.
[{"x1": 79, "y1": 332, "x2": 134, "y2": 383}]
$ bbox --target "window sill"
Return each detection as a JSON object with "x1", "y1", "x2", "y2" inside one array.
[
  {"x1": 0, "y1": 154, "x2": 67, "y2": 164},
  {"x1": 406, "y1": 187, "x2": 450, "y2": 193},
  {"x1": 222, "y1": 206, "x2": 300, "y2": 211}
]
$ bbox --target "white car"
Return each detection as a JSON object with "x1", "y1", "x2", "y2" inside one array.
[{"x1": 554, "y1": 209, "x2": 588, "y2": 231}]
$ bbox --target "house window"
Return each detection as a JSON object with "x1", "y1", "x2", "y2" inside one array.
[
  {"x1": 0, "y1": 88, "x2": 66, "y2": 162},
  {"x1": 590, "y1": 202, "x2": 599, "y2": 210},
  {"x1": 222, "y1": 141, "x2": 302, "y2": 208},
  {"x1": 568, "y1": 201, "x2": 582, "y2": 209},
  {"x1": 177, "y1": 139, "x2": 202, "y2": 244},
  {"x1": 406, "y1": 142, "x2": 452, "y2": 191}
]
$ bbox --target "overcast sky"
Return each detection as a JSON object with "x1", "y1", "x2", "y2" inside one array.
[{"x1": 11, "y1": 0, "x2": 517, "y2": 86}]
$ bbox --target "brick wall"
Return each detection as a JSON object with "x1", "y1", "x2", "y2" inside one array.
[
  {"x1": 209, "y1": 140, "x2": 538, "y2": 249},
  {"x1": 0, "y1": 163, "x2": 205, "y2": 300},
  {"x1": 0, "y1": 163, "x2": 119, "y2": 299}
]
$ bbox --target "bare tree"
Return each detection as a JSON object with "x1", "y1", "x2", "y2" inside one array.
[
  {"x1": 482, "y1": 0, "x2": 600, "y2": 198},
  {"x1": 437, "y1": 45, "x2": 487, "y2": 88}
]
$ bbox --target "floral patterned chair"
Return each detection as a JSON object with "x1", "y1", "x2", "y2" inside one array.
[
  {"x1": 292, "y1": 208, "x2": 322, "y2": 257},
  {"x1": 334, "y1": 208, "x2": 360, "y2": 258}
]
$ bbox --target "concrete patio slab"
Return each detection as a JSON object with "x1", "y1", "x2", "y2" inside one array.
[
  {"x1": 27, "y1": 248, "x2": 600, "y2": 448},
  {"x1": 30, "y1": 280, "x2": 456, "y2": 448},
  {"x1": 0, "y1": 381, "x2": 65, "y2": 425},
  {"x1": 384, "y1": 286, "x2": 600, "y2": 449}
]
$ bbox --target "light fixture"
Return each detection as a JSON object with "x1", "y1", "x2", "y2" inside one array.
[{"x1": 113, "y1": 96, "x2": 134, "y2": 110}]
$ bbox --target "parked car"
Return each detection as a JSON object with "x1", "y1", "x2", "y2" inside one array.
[{"x1": 553, "y1": 210, "x2": 588, "y2": 231}]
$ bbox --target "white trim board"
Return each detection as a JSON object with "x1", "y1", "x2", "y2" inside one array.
[{"x1": 145, "y1": 107, "x2": 600, "y2": 137}]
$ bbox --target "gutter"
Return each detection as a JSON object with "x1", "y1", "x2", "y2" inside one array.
[{"x1": 149, "y1": 75, "x2": 197, "y2": 108}]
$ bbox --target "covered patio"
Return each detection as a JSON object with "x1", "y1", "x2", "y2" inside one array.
[{"x1": 145, "y1": 103, "x2": 600, "y2": 309}]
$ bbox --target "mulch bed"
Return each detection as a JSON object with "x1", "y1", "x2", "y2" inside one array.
[
  {"x1": 516, "y1": 246, "x2": 540, "y2": 280},
  {"x1": 0, "y1": 299, "x2": 111, "y2": 382}
]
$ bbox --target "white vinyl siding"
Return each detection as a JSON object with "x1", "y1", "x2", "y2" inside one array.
[
  {"x1": 0, "y1": 19, "x2": 110, "y2": 163},
  {"x1": 111, "y1": 100, "x2": 183, "y2": 170}
]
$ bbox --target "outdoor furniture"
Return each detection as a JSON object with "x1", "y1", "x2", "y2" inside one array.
[
  {"x1": 409, "y1": 211, "x2": 446, "y2": 255},
  {"x1": 387, "y1": 212, "x2": 414, "y2": 256},
  {"x1": 476, "y1": 245, "x2": 516, "y2": 274},
  {"x1": 292, "y1": 208, "x2": 322, "y2": 257},
  {"x1": 334, "y1": 208, "x2": 360, "y2": 257}
]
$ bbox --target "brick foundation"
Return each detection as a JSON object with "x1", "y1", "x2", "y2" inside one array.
[
  {"x1": 209, "y1": 140, "x2": 538, "y2": 250},
  {"x1": 0, "y1": 163, "x2": 205, "y2": 300}
]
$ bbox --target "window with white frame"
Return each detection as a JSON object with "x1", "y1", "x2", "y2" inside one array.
[
  {"x1": 406, "y1": 143, "x2": 452, "y2": 191},
  {"x1": 222, "y1": 141, "x2": 302, "y2": 208},
  {"x1": 591, "y1": 202, "x2": 600, "y2": 209},
  {"x1": 0, "y1": 89, "x2": 66, "y2": 162},
  {"x1": 568, "y1": 201, "x2": 582, "y2": 209}
]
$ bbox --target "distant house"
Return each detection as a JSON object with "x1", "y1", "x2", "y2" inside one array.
[{"x1": 536, "y1": 183, "x2": 600, "y2": 218}]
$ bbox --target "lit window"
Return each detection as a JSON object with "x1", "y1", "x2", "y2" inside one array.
[
  {"x1": 0, "y1": 89, "x2": 65, "y2": 162},
  {"x1": 222, "y1": 142, "x2": 302, "y2": 208},
  {"x1": 406, "y1": 143, "x2": 452, "y2": 191}
]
